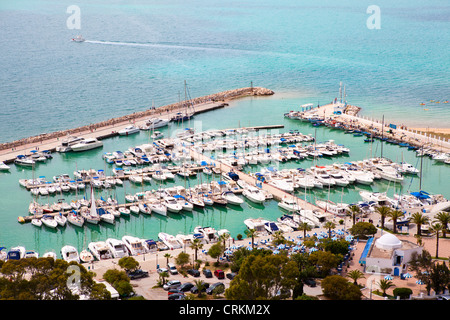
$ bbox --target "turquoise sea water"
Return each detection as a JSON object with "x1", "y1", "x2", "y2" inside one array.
[{"x1": 0, "y1": 1, "x2": 449, "y2": 256}]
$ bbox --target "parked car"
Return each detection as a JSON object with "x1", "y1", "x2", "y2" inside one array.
[
  {"x1": 304, "y1": 278, "x2": 316, "y2": 287},
  {"x1": 437, "y1": 295, "x2": 450, "y2": 301},
  {"x1": 206, "y1": 282, "x2": 225, "y2": 295},
  {"x1": 214, "y1": 269, "x2": 225, "y2": 279},
  {"x1": 226, "y1": 272, "x2": 237, "y2": 280},
  {"x1": 179, "y1": 282, "x2": 195, "y2": 292},
  {"x1": 187, "y1": 269, "x2": 200, "y2": 277},
  {"x1": 202, "y1": 269, "x2": 212, "y2": 278},
  {"x1": 126, "y1": 269, "x2": 149, "y2": 280},
  {"x1": 168, "y1": 293, "x2": 185, "y2": 300},
  {"x1": 157, "y1": 267, "x2": 168, "y2": 274},
  {"x1": 163, "y1": 280, "x2": 181, "y2": 291},
  {"x1": 167, "y1": 263, "x2": 178, "y2": 275},
  {"x1": 190, "y1": 282, "x2": 210, "y2": 294},
  {"x1": 168, "y1": 288, "x2": 183, "y2": 296}
]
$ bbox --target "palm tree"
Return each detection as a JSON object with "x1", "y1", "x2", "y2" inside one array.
[
  {"x1": 388, "y1": 209, "x2": 404, "y2": 234},
  {"x1": 164, "y1": 253, "x2": 172, "y2": 266},
  {"x1": 347, "y1": 205, "x2": 361, "y2": 226},
  {"x1": 298, "y1": 222, "x2": 312, "y2": 239},
  {"x1": 324, "y1": 221, "x2": 336, "y2": 239},
  {"x1": 244, "y1": 228, "x2": 257, "y2": 248},
  {"x1": 375, "y1": 206, "x2": 391, "y2": 229},
  {"x1": 347, "y1": 270, "x2": 365, "y2": 286},
  {"x1": 193, "y1": 279, "x2": 207, "y2": 298},
  {"x1": 377, "y1": 279, "x2": 395, "y2": 297},
  {"x1": 190, "y1": 238, "x2": 203, "y2": 263},
  {"x1": 435, "y1": 212, "x2": 450, "y2": 238},
  {"x1": 411, "y1": 212, "x2": 430, "y2": 237},
  {"x1": 220, "y1": 232, "x2": 231, "y2": 250},
  {"x1": 430, "y1": 222, "x2": 444, "y2": 259}
]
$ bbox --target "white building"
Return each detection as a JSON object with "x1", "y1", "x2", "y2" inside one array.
[{"x1": 362, "y1": 233, "x2": 422, "y2": 276}]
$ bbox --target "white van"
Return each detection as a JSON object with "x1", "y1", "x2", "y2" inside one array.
[{"x1": 167, "y1": 263, "x2": 178, "y2": 275}]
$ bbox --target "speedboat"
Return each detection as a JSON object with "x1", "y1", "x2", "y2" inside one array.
[
  {"x1": 242, "y1": 186, "x2": 266, "y2": 204},
  {"x1": 118, "y1": 125, "x2": 140, "y2": 136},
  {"x1": 71, "y1": 35, "x2": 85, "y2": 42},
  {"x1": 151, "y1": 131, "x2": 164, "y2": 139},
  {"x1": 79, "y1": 249, "x2": 94, "y2": 263},
  {"x1": 164, "y1": 196, "x2": 182, "y2": 213},
  {"x1": 6, "y1": 246, "x2": 26, "y2": 261},
  {"x1": 194, "y1": 226, "x2": 218, "y2": 243},
  {"x1": 105, "y1": 238, "x2": 129, "y2": 259},
  {"x1": 71, "y1": 138, "x2": 103, "y2": 152},
  {"x1": 42, "y1": 251, "x2": 57, "y2": 260},
  {"x1": 24, "y1": 250, "x2": 39, "y2": 259},
  {"x1": 145, "y1": 117, "x2": 170, "y2": 129},
  {"x1": 122, "y1": 235, "x2": 148, "y2": 255},
  {"x1": 158, "y1": 232, "x2": 182, "y2": 249},
  {"x1": 56, "y1": 136, "x2": 85, "y2": 152},
  {"x1": 222, "y1": 191, "x2": 243, "y2": 206},
  {"x1": 278, "y1": 196, "x2": 302, "y2": 212},
  {"x1": 0, "y1": 161, "x2": 10, "y2": 171},
  {"x1": 359, "y1": 191, "x2": 391, "y2": 206},
  {"x1": 88, "y1": 241, "x2": 113, "y2": 261},
  {"x1": 61, "y1": 245, "x2": 80, "y2": 263},
  {"x1": 14, "y1": 155, "x2": 35, "y2": 167}
]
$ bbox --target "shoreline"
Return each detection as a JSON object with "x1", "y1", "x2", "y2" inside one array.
[{"x1": 0, "y1": 87, "x2": 274, "y2": 163}]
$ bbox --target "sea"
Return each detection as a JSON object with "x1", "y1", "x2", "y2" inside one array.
[{"x1": 0, "y1": 0, "x2": 449, "y2": 257}]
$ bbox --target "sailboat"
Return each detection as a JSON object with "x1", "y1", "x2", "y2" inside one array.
[
  {"x1": 81, "y1": 186, "x2": 101, "y2": 224},
  {"x1": 171, "y1": 81, "x2": 195, "y2": 122}
]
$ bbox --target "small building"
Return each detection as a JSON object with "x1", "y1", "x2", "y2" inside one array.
[{"x1": 360, "y1": 233, "x2": 422, "y2": 276}]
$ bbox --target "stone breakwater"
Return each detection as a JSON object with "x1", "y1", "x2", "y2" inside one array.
[{"x1": 0, "y1": 87, "x2": 274, "y2": 151}]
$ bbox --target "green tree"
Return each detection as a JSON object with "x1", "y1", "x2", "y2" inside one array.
[
  {"x1": 411, "y1": 212, "x2": 429, "y2": 236},
  {"x1": 347, "y1": 270, "x2": 365, "y2": 286},
  {"x1": 377, "y1": 279, "x2": 395, "y2": 297},
  {"x1": 409, "y1": 250, "x2": 434, "y2": 295},
  {"x1": 321, "y1": 275, "x2": 362, "y2": 300},
  {"x1": 176, "y1": 251, "x2": 190, "y2": 268},
  {"x1": 297, "y1": 222, "x2": 312, "y2": 239},
  {"x1": 435, "y1": 212, "x2": 450, "y2": 238},
  {"x1": 308, "y1": 250, "x2": 341, "y2": 277},
  {"x1": 324, "y1": 221, "x2": 336, "y2": 239},
  {"x1": 164, "y1": 253, "x2": 172, "y2": 266},
  {"x1": 375, "y1": 205, "x2": 391, "y2": 229},
  {"x1": 347, "y1": 205, "x2": 361, "y2": 226},
  {"x1": 244, "y1": 228, "x2": 257, "y2": 249},
  {"x1": 349, "y1": 221, "x2": 377, "y2": 239},
  {"x1": 190, "y1": 238, "x2": 203, "y2": 263},
  {"x1": 225, "y1": 254, "x2": 299, "y2": 300},
  {"x1": 193, "y1": 279, "x2": 207, "y2": 298},
  {"x1": 208, "y1": 243, "x2": 224, "y2": 262},
  {"x1": 388, "y1": 209, "x2": 404, "y2": 233},
  {"x1": 118, "y1": 256, "x2": 140, "y2": 271},
  {"x1": 103, "y1": 269, "x2": 133, "y2": 297},
  {"x1": 430, "y1": 222, "x2": 444, "y2": 258}
]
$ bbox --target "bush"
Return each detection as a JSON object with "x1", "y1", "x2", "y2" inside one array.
[
  {"x1": 393, "y1": 287, "x2": 412, "y2": 300},
  {"x1": 236, "y1": 234, "x2": 243, "y2": 240}
]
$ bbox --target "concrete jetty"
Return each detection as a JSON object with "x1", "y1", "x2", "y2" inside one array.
[{"x1": 0, "y1": 86, "x2": 274, "y2": 164}]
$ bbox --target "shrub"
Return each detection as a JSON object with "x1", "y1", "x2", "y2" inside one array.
[{"x1": 393, "y1": 287, "x2": 412, "y2": 300}]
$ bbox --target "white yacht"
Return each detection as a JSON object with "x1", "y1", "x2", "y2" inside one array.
[
  {"x1": 71, "y1": 138, "x2": 103, "y2": 152},
  {"x1": 375, "y1": 165, "x2": 404, "y2": 183},
  {"x1": 244, "y1": 218, "x2": 268, "y2": 235},
  {"x1": 222, "y1": 191, "x2": 244, "y2": 206},
  {"x1": 194, "y1": 226, "x2": 218, "y2": 243},
  {"x1": 122, "y1": 235, "x2": 147, "y2": 255},
  {"x1": 14, "y1": 155, "x2": 35, "y2": 167},
  {"x1": 56, "y1": 136, "x2": 85, "y2": 152},
  {"x1": 0, "y1": 161, "x2": 10, "y2": 171},
  {"x1": 148, "y1": 117, "x2": 170, "y2": 128},
  {"x1": 242, "y1": 186, "x2": 266, "y2": 204},
  {"x1": 147, "y1": 200, "x2": 167, "y2": 216},
  {"x1": 151, "y1": 131, "x2": 164, "y2": 139},
  {"x1": 278, "y1": 196, "x2": 302, "y2": 212},
  {"x1": 118, "y1": 125, "x2": 140, "y2": 136},
  {"x1": 359, "y1": 191, "x2": 391, "y2": 206},
  {"x1": 158, "y1": 232, "x2": 182, "y2": 249},
  {"x1": 164, "y1": 196, "x2": 182, "y2": 213},
  {"x1": 88, "y1": 241, "x2": 113, "y2": 261},
  {"x1": 152, "y1": 170, "x2": 167, "y2": 181},
  {"x1": 105, "y1": 238, "x2": 129, "y2": 259},
  {"x1": 60, "y1": 245, "x2": 80, "y2": 263}
]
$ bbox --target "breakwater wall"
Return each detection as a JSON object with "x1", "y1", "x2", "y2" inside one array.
[{"x1": 0, "y1": 87, "x2": 274, "y2": 152}]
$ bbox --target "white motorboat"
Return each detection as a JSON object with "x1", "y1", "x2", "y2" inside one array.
[
  {"x1": 175, "y1": 196, "x2": 194, "y2": 211},
  {"x1": 315, "y1": 200, "x2": 348, "y2": 216},
  {"x1": 56, "y1": 136, "x2": 85, "y2": 152},
  {"x1": 88, "y1": 241, "x2": 113, "y2": 261},
  {"x1": 222, "y1": 191, "x2": 244, "y2": 206},
  {"x1": 375, "y1": 165, "x2": 404, "y2": 183},
  {"x1": 152, "y1": 171, "x2": 167, "y2": 181},
  {"x1": 42, "y1": 251, "x2": 57, "y2": 260},
  {"x1": 61, "y1": 245, "x2": 80, "y2": 263},
  {"x1": 14, "y1": 155, "x2": 35, "y2": 167},
  {"x1": 129, "y1": 175, "x2": 143, "y2": 184},
  {"x1": 359, "y1": 191, "x2": 391, "y2": 206},
  {"x1": 268, "y1": 178, "x2": 294, "y2": 192},
  {"x1": 243, "y1": 218, "x2": 268, "y2": 235},
  {"x1": 242, "y1": 186, "x2": 266, "y2": 204},
  {"x1": 345, "y1": 168, "x2": 374, "y2": 185},
  {"x1": 397, "y1": 162, "x2": 420, "y2": 175},
  {"x1": 118, "y1": 125, "x2": 140, "y2": 136},
  {"x1": 328, "y1": 171, "x2": 350, "y2": 187},
  {"x1": 106, "y1": 238, "x2": 129, "y2": 259},
  {"x1": 122, "y1": 235, "x2": 148, "y2": 255},
  {"x1": 71, "y1": 138, "x2": 103, "y2": 152},
  {"x1": 54, "y1": 213, "x2": 67, "y2": 226},
  {"x1": 0, "y1": 161, "x2": 10, "y2": 171},
  {"x1": 67, "y1": 212, "x2": 84, "y2": 227},
  {"x1": 158, "y1": 232, "x2": 182, "y2": 249},
  {"x1": 118, "y1": 206, "x2": 131, "y2": 216},
  {"x1": 151, "y1": 131, "x2": 164, "y2": 139},
  {"x1": 41, "y1": 215, "x2": 58, "y2": 229},
  {"x1": 194, "y1": 226, "x2": 218, "y2": 243},
  {"x1": 24, "y1": 250, "x2": 39, "y2": 259},
  {"x1": 98, "y1": 209, "x2": 115, "y2": 224},
  {"x1": 6, "y1": 246, "x2": 26, "y2": 261},
  {"x1": 164, "y1": 196, "x2": 182, "y2": 213},
  {"x1": 163, "y1": 169, "x2": 175, "y2": 180},
  {"x1": 79, "y1": 250, "x2": 94, "y2": 263},
  {"x1": 71, "y1": 35, "x2": 85, "y2": 42},
  {"x1": 145, "y1": 117, "x2": 170, "y2": 129},
  {"x1": 278, "y1": 196, "x2": 302, "y2": 212}
]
